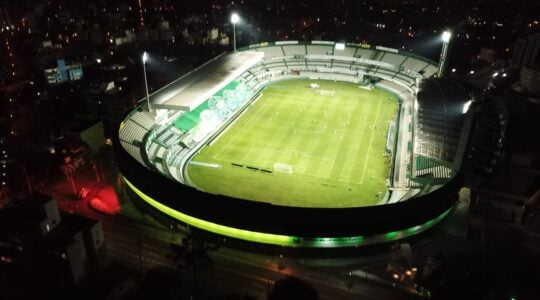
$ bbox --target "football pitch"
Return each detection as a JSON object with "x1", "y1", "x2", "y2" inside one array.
[{"x1": 187, "y1": 79, "x2": 398, "y2": 208}]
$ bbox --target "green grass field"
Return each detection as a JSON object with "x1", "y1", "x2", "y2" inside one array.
[{"x1": 187, "y1": 80, "x2": 398, "y2": 208}]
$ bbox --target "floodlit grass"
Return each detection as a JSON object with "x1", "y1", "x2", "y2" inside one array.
[{"x1": 188, "y1": 80, "x2": 398, "y2": 208}]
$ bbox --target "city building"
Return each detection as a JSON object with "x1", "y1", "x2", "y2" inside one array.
[
  {"x1": 467, "y1": 32, "x2": 540, "y2": 268},
  {"x1": 511, "y1": 33, "x2": 540, "y2": 96},
  {"x1": 44, "y1": 59, "x2": 84, "y2": 85},
  {"x1": 0, "y1": 194, "x2": 107, "y2": 288}
]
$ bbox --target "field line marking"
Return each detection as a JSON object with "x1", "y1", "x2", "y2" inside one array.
[
  {"x1": 189, "y1": 161, "x2": 221, "y2": 168},
  {"x1": 258, "y1": 89, "x2": 297, "y2": 167},
  {"x1": 339, "y1": 96, "x2": 369, "y2": 183},
  {"x1": 221, "y1": 92, "x2": 268, "y2": 162},
  {"x1": 359, "y1": 97, "x2": 382, "y2": 184},
  {"x1": 209, "y1": 92, "x2": 264, "y2": 147}
]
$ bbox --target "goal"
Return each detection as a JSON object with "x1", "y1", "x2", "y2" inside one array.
[
  {"x1": 273, "y1": 163, "x2": 293, "y2": 174},
  {"x1": 319, "y1": 90, "x2": 335, "y2": 96},
  {"x1": 359, "y1": 84, "x2": 374, "y2": 90}
]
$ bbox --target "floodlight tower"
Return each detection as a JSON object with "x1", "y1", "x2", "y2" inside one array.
[
  {"x1": 142, "y1": 51, "x2": 151, "y2": 112},
  {"x1": 231, "y1": 13, "x2": 240, "y2": 54},
  {"x1": 437, "y1": 30, "x2": 452, "y2": 77}
]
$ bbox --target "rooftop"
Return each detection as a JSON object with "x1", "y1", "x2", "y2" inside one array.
[{"x1": 151, "y1": 51, "x2": 264, "y2": 111}]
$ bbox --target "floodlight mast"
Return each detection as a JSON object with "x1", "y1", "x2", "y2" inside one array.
[
  {"x1": 231, "y1": 13, "x2": 240, "y2": 54},
  {"x1": 442, "y1": 31, "x2": 452, "y2": 43},
  {"x1": 437, "y1": 30, "x2": 452, "y2": 77},
  {"x1": 142, "y1": 52, "x2": 151, "y2": 112}
]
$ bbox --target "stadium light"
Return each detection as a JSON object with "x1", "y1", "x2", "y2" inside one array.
[
  {"x1": 142, "y1": 51, "x2": 151, "y2": 112},
  {"x1": 231, "y1": 13, "x2": 240, "y2": 54},
  {"x1": 231, "y1": 12, "x2": 240, "y2": 24},
  {"x1": 462, "y1": 100, "x2": 472, "y2": 114},
  {"x1": 442, "y1": 30, "x2": 452, "y2": 43},
  {"x1": 437, "y1": 30, "x2": 452, "y2": 77},
  {"x1": 142, "y1": 51, "x2": 148, "y2": 63}
]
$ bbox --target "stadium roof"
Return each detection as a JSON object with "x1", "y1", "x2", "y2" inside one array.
[{"x1": 151, "y1": 51, "x2": 264, "y2": 111}]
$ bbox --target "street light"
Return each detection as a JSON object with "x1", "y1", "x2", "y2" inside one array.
[
  {"x1": 231, "y1": 13, "x2": 240, "y2": 53},
  {"x1": 142, "y1": 51, "x2": 151, "y2": 112}
]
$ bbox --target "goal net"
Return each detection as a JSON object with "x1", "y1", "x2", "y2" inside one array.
[
  {"x1": 273, "y1": 163, "x2": 293, "y2": 174},
  {"x1": 359, "y1": 84, "x2": 374, "y2": 90},
  {"x1": 319, "y1": 90, "x2": 335, "y2": 96}
]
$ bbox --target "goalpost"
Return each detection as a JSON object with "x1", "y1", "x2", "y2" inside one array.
[
  {"x1": 273, "y1": 163, "x2": 293, "y2": 174},
  {"x1": 310, "y1": 83, "x2": 334, "y2": 96},
  {"x1": 319, "y1": 90, "x2": 335, "y2": 96},
  {"x1": 359, "y1": 85, "x2": 374, "y2": 90}
]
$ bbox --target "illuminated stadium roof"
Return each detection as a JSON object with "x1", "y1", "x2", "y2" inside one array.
[{"x1": 151, "y1": 51, "x2": 264, "y2": 111}]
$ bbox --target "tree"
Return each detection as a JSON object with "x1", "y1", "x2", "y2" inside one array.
[{"x1": 168, "y1": 230, "x2": 220, "y2": 298}]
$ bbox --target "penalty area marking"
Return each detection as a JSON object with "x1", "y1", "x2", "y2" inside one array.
[{"x1": 190, "y1": 161, "x2": 221, "y2": 168}]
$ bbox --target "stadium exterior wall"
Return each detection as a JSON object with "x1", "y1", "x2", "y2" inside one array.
[{"x1": 114, "y1": 138, "x2": 461, "y2": 247}]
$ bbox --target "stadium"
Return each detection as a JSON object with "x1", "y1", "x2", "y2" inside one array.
[{"x1": 115, "y1": 40, "x2": 473, "y2": 248}]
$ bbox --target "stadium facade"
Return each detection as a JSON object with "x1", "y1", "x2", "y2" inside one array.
[{"x1": 115, "y1": 41, "x2": 473, "y2": 248}]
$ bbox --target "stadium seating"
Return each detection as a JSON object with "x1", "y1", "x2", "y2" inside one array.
[
  {"x1": 282, "y1": 45, "x2": 306, "y2": 56},
  {"x1": 307, "y1": 44, "x2": 333, "y2": 55},
  {"x1": 336, "y1": 46, "x2": 356, "y2": 58},
  {"x1": 248, "y1": 42, "x2": 434, "y2": 92},
  {"x1": 462, "y1": 94, "x2": 508, "y2": 186},
  {"x1": 381, "y1": 52, "x2": 408, "y2": 66},
  {"x1": 119, "y1": 140, "x2": 144, "y2": 165},
  {"x1": 257, "y1": 45, "x2": 284, "y2": 58},
  {"x1": 413, "y1": 79, "x2": 470, "y2": 179},
  {"x1": 354, "y1": 48, "x2": 376, "y2": 59},
  {"x1": 118, "y1": 111, "x2": 156, "y2": 164},
  {"x1": 120, "y1": 41, "x2": 440, "y2": 186},
  {"x1": 401, "y1": 57, "x2": 431, "y2": 73},
  {"x1": 131, "y1": 111, "x2": 156, "y2": 130}
]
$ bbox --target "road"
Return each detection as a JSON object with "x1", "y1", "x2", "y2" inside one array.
[
  {"x1": 102, "y1": 216, "x2": 415, "y2": 300},
  {"x1": 43, "y1": 147, "x2": 418, "y2": 299}
]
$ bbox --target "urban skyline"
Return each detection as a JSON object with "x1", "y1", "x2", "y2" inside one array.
[{"x1": 1, "y1": 1, "x2": 540, "y2": 299}]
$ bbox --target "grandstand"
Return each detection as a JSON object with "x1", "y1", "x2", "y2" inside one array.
[
  {"x1": 411, "y1": 79, "x2": 473, "y2": 187},
  {"x1": 115, "y1": 41, "x2": 471, "y2": 248},
  {"x1": 150, "y1": 51, "x2": 263, "y2": 111}
]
